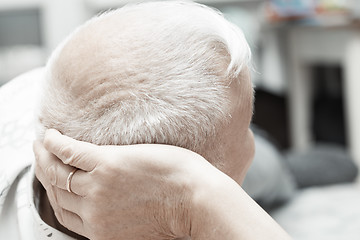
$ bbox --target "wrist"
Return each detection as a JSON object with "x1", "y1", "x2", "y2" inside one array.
[
  {"x1": 172, "y1": 150, "x2": 212, "y2": 238},
  {"x1": 188, "y1": 165, "x2": 292, "y2": 240},
  {"x1": 188, "y1": 165, "x2": 244, "y2": 240},
  {"x1": 147, "y1": 146, "x2": 212, "y2": 239}
]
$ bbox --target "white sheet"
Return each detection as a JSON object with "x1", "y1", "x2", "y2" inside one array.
[{"x1": 271, "y1": 183, "x2": 360, "y2": 240}]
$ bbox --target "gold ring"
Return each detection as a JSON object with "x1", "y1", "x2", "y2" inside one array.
[{"x1": 66, "y1": 168, "x2": 78, "y2": 193}]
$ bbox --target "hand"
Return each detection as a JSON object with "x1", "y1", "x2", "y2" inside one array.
[
  {"x1": 33, "y1": 129, "x2": 212, "y2": 240},
  {"x1": 34, "y1": 129, "x2": 292, "y2": 240}
]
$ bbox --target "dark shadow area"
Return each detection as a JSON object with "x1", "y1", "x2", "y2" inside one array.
[
  {"x1": 252, "y1": 87, "x2": 290, "y2": 150},
  {"x1": 312, "y1": 65, "x2": 347, "y2": 146}
]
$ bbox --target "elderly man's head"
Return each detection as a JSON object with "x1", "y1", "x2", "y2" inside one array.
[{"x1": 38, "y1": 1, "x2": 254, "y2": 183}]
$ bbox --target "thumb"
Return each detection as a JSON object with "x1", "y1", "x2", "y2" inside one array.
[{"x1": 43, "y1": 129, "x2": 98, "y2": 172}]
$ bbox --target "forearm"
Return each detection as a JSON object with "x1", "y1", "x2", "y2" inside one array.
[{"x1": 189, "y1": 167, "x2": 292, "y2": 240}]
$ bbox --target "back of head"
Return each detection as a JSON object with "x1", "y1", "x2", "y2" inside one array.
[{"x1": 38, "y1": 1, "x2": 251, "y2": 164}]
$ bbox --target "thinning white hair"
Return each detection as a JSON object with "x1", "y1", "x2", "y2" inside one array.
[{"x1": 38, "y1": 1, "x2": 252, "y2": 163}]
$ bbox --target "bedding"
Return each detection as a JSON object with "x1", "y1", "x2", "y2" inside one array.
[
  {"x1": 271, "y1": 182, "x2": 360, "y2": 240},
  {"x1": 0, "y1": 67, "x2": 43, "y2": 177},
  {"x1": 244, "y1": 127, "x2": 360, "y2": 240}
]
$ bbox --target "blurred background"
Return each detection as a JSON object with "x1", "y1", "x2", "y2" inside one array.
[{"x1": 1, "y1": 0, "x2": 360, "y2": 239}]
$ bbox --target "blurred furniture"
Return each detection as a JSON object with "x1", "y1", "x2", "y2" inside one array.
[
  {"x1": 282, "y1": 21, "x2": 360, "y2": 167},
  {"x1": 0, "y1": 0, "x2": 264, "y2": 85},
  {"x1": 0, "y1": 0, "x2": 91, "y2": 84},
  {"x1": 0, "y1": 0, "x2": 263, "y2": 54},
  {"x1": 252, "y1": 88, "x2": 290, "y2": 149},
  {"x1": 0, "y1": 0, "x2": 91, "y2": 54}
]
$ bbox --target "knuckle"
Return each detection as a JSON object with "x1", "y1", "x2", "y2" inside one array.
[
  {"x1": 46, "y1": 188, "x2": 55, "y2": 204},
  {"x1": 82, "y1": 196, "x2": 101, "y2": 223},
  {"x1": 89, "y1": 185, "x2": 104, "y2": 202},
  {"x1": 51, "y1": 186, "x2": 60, "y2": 206},
  {"x1": 47, "y1": 190, "x2": 62, "y2": 215},
  {"x1": 83, "y1": 208, "x2": 98, "y2": 224},
  {"x1": 53, "y1": 206, "x2": 64, "y2": 225},
  {"x1": 45, "y1": 165, "x2": 57, "y2": 185},
  {"x1": 60, "y1": 144, "x2": 75, "y2": 163}
]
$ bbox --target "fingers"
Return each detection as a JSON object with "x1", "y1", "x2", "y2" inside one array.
[
  {"x1": 34, "y1": 140, "x2": 89, "y2": 238},
  {"x1": 34, "y1": 140, "x2": 88, "y2": 196},
  {"x1": 35, "y1": 156, "x2": 86, "y2": 238},
  {"x1": 55, "y1": 208, "x2": 86, "y2": 238},
  {"x1": 34, "y1": 148, "x2": 85, "y2": 235},
  {"x1": 50, "y1": 185, "x2": 84, "y2": 216},
  {"x1": 43, "y1": 129, "x2": 98, "y2": 172},
  {"x1": 34, "y1": 140, "x2": 73, "y2": 187},
  {"x1": 48, "y1": 194, "x2": 86, "y2": 237}
]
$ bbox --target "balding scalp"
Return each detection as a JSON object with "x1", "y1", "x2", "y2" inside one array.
[{"x1": 38, "y1": 1, "x2": 252, "y2": 164}]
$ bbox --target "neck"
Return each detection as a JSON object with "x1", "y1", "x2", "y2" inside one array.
[{"x1": 34, "y1": 178, "x2": 88, "y2": 240}]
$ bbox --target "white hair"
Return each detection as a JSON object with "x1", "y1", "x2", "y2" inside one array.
[{"x1": 38, "y1": 1, "x2": 251, "y2": 163}]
